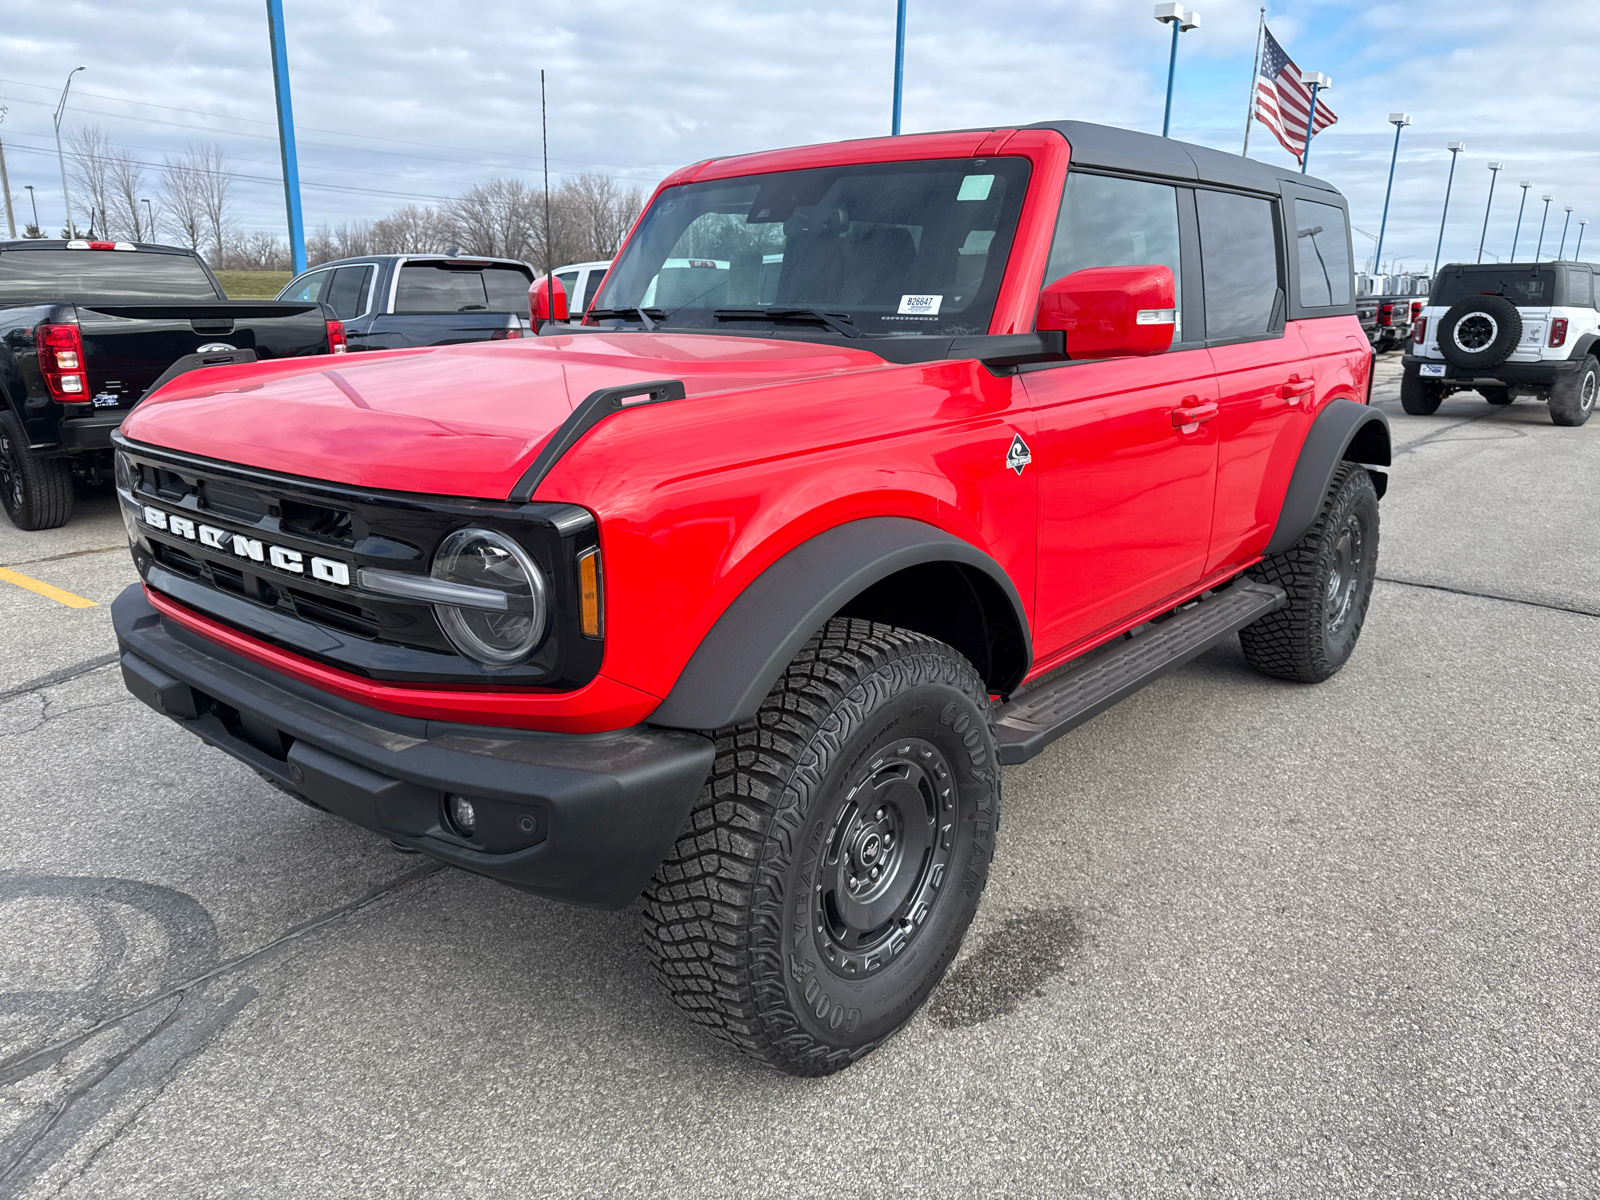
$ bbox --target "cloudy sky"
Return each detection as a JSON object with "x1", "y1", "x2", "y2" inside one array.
[{"x1": 0, "y1": 0, "x2": 1593, "y2": 271}]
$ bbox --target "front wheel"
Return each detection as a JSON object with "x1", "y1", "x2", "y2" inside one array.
[
  {"x1": 1549, "y1": 355, "x2": 1597, "y2": 427},
  {"x1": 1240, "y1": 463, "x2": 1380, "y2": 684},
  {"x1": 1400, "y1": 372, "x2": 1444, "y2": 415},
  {"x1": 643, "y1": 619, "x2": 999, "y2": 1076}
]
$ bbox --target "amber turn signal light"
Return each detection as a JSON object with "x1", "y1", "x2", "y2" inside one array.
[{"x1": 578, "y1": 548, "x2": 603, "y2": 637}]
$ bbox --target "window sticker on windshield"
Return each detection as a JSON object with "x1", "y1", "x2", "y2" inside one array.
[
  {"x1": 899, "y1": 294, "x2": 944, "y2": 316},
  {"x1": 957, "y1": 174, "x2": 995, "y2": 201}
]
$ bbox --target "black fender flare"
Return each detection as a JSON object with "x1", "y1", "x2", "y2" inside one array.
[
  {"x1": 1568, "y1": 333, "x2": 1600, "y2": 363},
  {"x1": 648, "y1": 517, "x2": 1031, "y2": 731},
  {"x1": 1265, "y1": 399, "x2": 1391, "y2": 555}
]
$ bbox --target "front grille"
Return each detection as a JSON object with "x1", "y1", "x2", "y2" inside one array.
[{"x1": 117, "y1": 436, "x2": 604, "y2": 691}]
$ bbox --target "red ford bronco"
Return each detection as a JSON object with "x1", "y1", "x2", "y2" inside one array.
[{"x1": 112, "y1": 121, "x2": 1387, "y2": 1075}]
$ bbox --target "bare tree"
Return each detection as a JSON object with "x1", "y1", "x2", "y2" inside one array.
[
  {"x1": 105, "y1": 147, "x2": 149, "y2": 241},
  {"x1": 372, "y1": 205, "x2": 449, "y2": 253},
  {"x1": 444, "y1": 178, "x2": 540, "y2": 261},
  {"x1": 173, "y1": 142, "x2": 234, "y2": 266},
  {"x1": 68, "y1": 125, "x2": 116, "y2": 238},
  {"x1": 161, "y1": 154, "x2": 206, "y2": 253}
]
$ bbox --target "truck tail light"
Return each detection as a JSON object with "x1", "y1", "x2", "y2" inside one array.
[
  {"x1": 326, "y1": 319, "x2": 348, "y2": 354},
  {"x1": 1413, "y1": 317, "x2": 1427, "y2": 345},
  {"x1": 1377, "y1": 302, "x2": 1394, "y2": 328},
  {"x1": 1550, "y1": 318, "x2": 1568, "y2": 347},
  {"x1": 577, "y1": 548, "x2": 603, "y2": 637},
  {"x1": 1410, "y1": 300, "x2": 1423, "y2": 321},
  {"x1": 38, "y1": 323, "x2": 89, "y2": 402}
]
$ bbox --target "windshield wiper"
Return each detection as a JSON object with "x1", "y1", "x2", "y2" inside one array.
[
  {"x1": 586, "y1": 306, "x2": 664, "y2": 330},
  {"x1": 714, "y1": 308, "x2": 860, "y2": 338}
]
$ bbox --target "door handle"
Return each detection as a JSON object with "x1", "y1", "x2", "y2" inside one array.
[
  {"x1": 1170, "y1": 400, "x2": 1219, "y2": 429},
  {"x1": 1280, "y1": 377, "x2": 1315, "y2": 403}
]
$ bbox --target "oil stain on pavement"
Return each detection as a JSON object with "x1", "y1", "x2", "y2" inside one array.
[{"x1": 927, "y1": 906, "x2": 1088, "y2": 1029}]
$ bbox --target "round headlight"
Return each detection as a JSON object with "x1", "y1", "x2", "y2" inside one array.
[{"x1": 431, "y1": 528, "x2": 548, "y2": 667}]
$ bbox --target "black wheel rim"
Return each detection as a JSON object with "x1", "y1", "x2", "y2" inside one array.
[
  {"x1": 1454, "y1": 313, "x2": 1496, "y2": 353},
  {"x1": 811, "y1": 736, "x2": 957, "y2": 979},
  {"x1": 0, "y1": 427, "x2": 21, "y2": 516},
  {"x1": 1324, "y1": 513, "x2": 1366, "y2": 636}
]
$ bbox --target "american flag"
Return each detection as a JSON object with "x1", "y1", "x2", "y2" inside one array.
[{"x1": 1254, "y1": 26, "x2": 1337, "y2": 164}]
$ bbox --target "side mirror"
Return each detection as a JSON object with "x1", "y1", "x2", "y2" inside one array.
[
  {"x1": 530, "y1": 275, "x2": 569, "y2": 327},
  {"x1": 1036, "y1": 264, "x2": 1176, "y2": 360}
]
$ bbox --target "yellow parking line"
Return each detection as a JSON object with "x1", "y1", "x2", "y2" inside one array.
[{"x1": 0, "y1": 567, "x2": 98, "y2": 609}]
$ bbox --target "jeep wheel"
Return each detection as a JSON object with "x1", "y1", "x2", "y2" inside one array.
[
  {"x1": 1400, "y1": 372, "x2": 1444, "y2": 415},
  {"x1": 1239, "y1": 463, "x2": 1380, "y2": 684},
  {"x1": 0, "y1": 411, "x2": 73, "y2": 531},
  {"x1": 643, "y1": 618, "x2": 998, "y2": 1076},
  {"x1": 1481, "y1": 386, "x2": 1514, "y2": 406},
  {"x1": 1548, "y1": 355, "x2": 1597, "y2": 427}
]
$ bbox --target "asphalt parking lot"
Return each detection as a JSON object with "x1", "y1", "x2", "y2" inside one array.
[{"x1": 2, "y1": 354, "x2": 1597, "y2": 1199}]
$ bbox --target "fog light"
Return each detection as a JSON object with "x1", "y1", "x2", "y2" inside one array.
[{"x1": 448, "y1": 794, "x2": 476, "y2": 836}]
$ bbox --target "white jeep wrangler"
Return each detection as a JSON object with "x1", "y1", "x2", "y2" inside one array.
[{"x1": 1401, "y1": 261, "x2": 1598, "y2": 426}]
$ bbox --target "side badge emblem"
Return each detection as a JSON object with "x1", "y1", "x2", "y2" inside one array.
[{"x1": 1005, "y1": 433, "x2": 1032, "y2": 475}]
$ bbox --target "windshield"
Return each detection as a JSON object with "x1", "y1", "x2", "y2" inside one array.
[
  {"x1": 0, "y1": 249, "x2": 220, "y2": 302},
  {"x1": 591, "y1": 157, "x2": 1032, "y2": 336},
  {"x1": 1432, "y1": 267, "x2": 1557, "y2": 308}
]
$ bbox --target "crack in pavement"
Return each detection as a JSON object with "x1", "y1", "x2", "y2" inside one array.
[
  {"x1": 0, "y1": 545, "x2": 124, "y2": 570},
  {"x1": 1377, "y1": 575, "x2": 1600, "y2": 619},
  {"x1": 0, "y1": 655, "x2": 121, "y2": 703}
]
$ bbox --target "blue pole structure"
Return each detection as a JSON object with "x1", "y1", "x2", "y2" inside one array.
[
  {"x1": 1477, "y1": 162, "x2": 1502, "y2": 263},
  {"x1": 1557, "y1": 206, "x2": 1573, "y2": 259},
  {"x1": 1434, "y1": 141, "x2": 1463, "y2": 274},
  {"x1": 891, "y1": 0, "x2": 906, "y2": 136},
  {"x1": 1162, "y1": 19, "x2": 1181, "y2": 137},
  {"x1": 266, "y1": 0, "x2": 306, "y2": 273},
  {"x1": 1373, "y1": 113, "x2": 1409, "y2": 279},
  {"x1": 1300, "y1": 83, "x2": 1321, "y2": 174},
  {"x1": 1511, "y1": 182, "x2": 1530, "y2": 260}
]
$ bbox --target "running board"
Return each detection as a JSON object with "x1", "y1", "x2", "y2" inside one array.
[{"x1": 995, "y1": 581, "x2": 1286, "y2": 766}]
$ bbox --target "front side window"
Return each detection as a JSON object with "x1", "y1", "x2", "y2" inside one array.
[
  {"x1": 1044, "y1": 172, "x2": 1183, "y2": 336},
  {"x1": 1293, "y1": 199, "x2": 1352, "y2": 307},
  {"x1": 1197, "y1": 190, "x2": 1281, "y2": 339},
  {"x1": 592, "y1": 157, "x2": 1032, "y2": 337},
  {"x1": 280, "y1": 270, "x2": 330, "y2": 304}
]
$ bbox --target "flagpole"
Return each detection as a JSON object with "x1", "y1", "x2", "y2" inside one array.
[{"x1": 1241, "y1": 7, "x2": 1265, "y2": 157}]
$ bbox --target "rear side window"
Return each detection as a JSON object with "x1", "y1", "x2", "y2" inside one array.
[
  {"x1": 1045, "y1": 173, "x2": 1183, "y2": 329},
  {"x1": 324, "y1": 265, "x2": 373, "y2": 319},
  {"x1": 1566, "y1": 268, "x2": 1594, "y2": 309},
  {"x1": 1293, "y1": 199, "x2": 1352, "y2": 307},
  {"x1": 0, "y1": 249, "x2": 220, "y2": 302},
  {"x1": 1197, "y1": 190, "x2": 1281, "y2": 339}
]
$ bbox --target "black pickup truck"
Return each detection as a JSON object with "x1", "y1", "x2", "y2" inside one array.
[{"x1": 0, "y1": 239, "x2": 339, "y2": 531}]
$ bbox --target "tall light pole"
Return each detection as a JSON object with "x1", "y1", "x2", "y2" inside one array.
[
  {"x1": 1477, "y1": 161, "x2": 1502, "y2": 263},
  {"x1": 0, "y1": 106, "x2": 14, "y2": 238},
  {"x1": 24, "y1": 184, "x2": 39, "y2": 235},
  {"x1": 1558, "y1": 205, "x2": 1574, "y2": 259},
  {"x1": 53, "y1": 66, "x2": 86, "y2": 239},
  {"x1": 1155, "y1": 4, "x2": 1200, "y2": 139},
  {"x1": 1373, "y1": 112, "x2": 1410, "y2": 279},
  {"x1": 1511, "y1": 181, "x2": 1531, "y2": 260},
  {"x1": 1577, "y1": 220, "x2": 1588, "y2": 261},
  {"x1": 1536, "y1": 193, "x2": 1553, "y2": 259},
  {"x1": 265, "y1": 1, "x2": 307, "y2": 273},
  {"x1": 891, "y1": 0, "x2": 907, "y2": 135},
  {"x1": 1434, "y1": 141, "x2": 1465, "y2": 274},
  {"x1": 1299, "y1": 71, "x2": 1330, "y2": 173},
  {"x1": 141, "y1": 197, "x2": 154, "y2": 241}
]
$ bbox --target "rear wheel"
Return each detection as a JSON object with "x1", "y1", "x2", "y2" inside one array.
[
  {"x1": 1481, "y1": 386, "x2": 1513, "y2": 406},
  {"x1": 0, "y1": 411, "x2": 73, "y2": 531},
  {"x1": 643, "y1": 618, "x2": 999, "y2": 1076},
  {"x1": 1549, "y1": 355, "x2": 1597, "y2": 427},
  {"x1": 1400, "y1": 372, "x2": 1444, "y2": 415},
  {"x1": 1240, "y1": 464, "x2": 1380, "y2": 684}
]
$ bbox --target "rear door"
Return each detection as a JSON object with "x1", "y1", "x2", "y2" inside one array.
[
  {"x1": 1203, "y1": 188, "x2": 1319, "y2": 575},
  {"x1": 1022, "y1": 171, "x2": 1220, "y2": 659}
]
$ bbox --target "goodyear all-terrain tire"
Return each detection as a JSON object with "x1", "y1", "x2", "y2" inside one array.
[
  {"x1": 1548, "y1": 355, "x2": 1597, "y2": 427},
  {"x1": 0, "y1": 411, "x2": 73, "y2": 531},
  {"x1": 642, "y1": 618, "x2": 999, "y2": 1076},
  {"x1": 1239, "y1": 463, "x2": 1380, "y2": 684},
  {"x1": 1400, "y1": 371, "x2": 1444, "y2": 416}
]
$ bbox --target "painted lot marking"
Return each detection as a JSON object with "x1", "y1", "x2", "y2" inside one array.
[{"x1": 0, "y1": 566, "x2": 97, "y2": 609}]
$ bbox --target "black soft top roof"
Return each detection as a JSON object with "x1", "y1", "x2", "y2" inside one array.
[{"x1": 1023, "y1": 120, "x2": 1340, "y2": 197}]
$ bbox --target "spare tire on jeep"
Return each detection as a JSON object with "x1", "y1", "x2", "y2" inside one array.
[{"x1": 1437, "y1": 295, "x2": 1522, "y2": 370}]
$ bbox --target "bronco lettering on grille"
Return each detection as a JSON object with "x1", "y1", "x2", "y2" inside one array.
[{"x1": 139, "y1": 504, "x2": 351, "y2": 586}]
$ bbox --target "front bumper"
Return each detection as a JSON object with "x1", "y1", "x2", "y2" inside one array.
[
  {"x1": 1401, "y1": 353, "x2": 1579, "y2": 387},
  {"x1": 112, "y1": 585, "x2": 714, "y2": 909}
]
